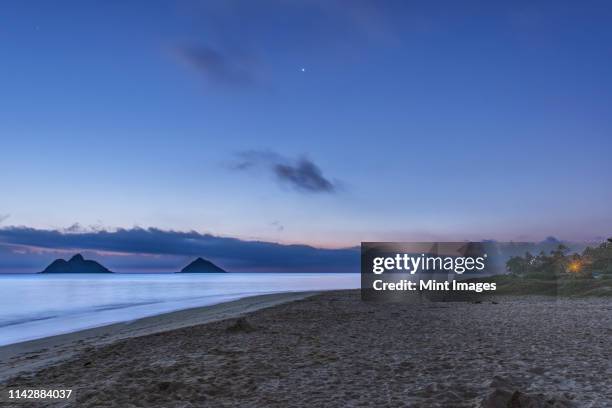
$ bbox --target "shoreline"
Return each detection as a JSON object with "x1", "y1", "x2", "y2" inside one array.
[{"x1": 0, "y1": 291, "x2": 317, "y2": 382}]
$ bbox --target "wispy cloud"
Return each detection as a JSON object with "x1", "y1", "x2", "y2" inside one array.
[
  {"x1": 171, "y1": 0, "x2": 402, "y2": 89},
  {"x1": 270, "y1": 220, "x2": 284, "y2": 232},
  {"x1": 0, "y1": 214, "x2": 9, "y2": 224},
  {"x1": 233, "y1": 151, "x2": 338, "y2": 193},
  {"x1": 174, "y1": 45, "x2": 257, "y2": 87}
]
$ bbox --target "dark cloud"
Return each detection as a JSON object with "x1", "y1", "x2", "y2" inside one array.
[
  {"x1": 0, "y1": 227, "x2": 358, "y2": 272},
  {"x1": 0, "y1": 214, "x2": 9, "y2": 224},
  {"x1": 274, "y1": 159, "x2": 335, "y2": 192},
  {"x1": 174, "y1": 45, "x2": 256, "y2": 87},
  {"x1": 65, "y1": 223, "x2": 85, "y2": 233},
  {"x1": 233, "y1": 151, "x2": 338, "y2": 193}
]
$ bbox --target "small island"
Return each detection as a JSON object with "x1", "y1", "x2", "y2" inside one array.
[
  {"x1": 41, "y1": 254, "x2": 113, "y2": 273},
  {"x1": 179, "y1": 257, "x2": 227, "y2": 273}
]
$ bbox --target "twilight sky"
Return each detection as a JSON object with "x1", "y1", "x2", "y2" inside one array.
[{"x1": 1, "y1": 1, "x2": 611, "y2": 271}]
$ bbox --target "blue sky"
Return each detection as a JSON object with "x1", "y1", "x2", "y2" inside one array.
[{"x1": 1, "y1": 1, "x2": 611, "y2": 271}]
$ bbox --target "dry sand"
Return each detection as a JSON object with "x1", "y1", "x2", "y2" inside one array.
[{"x1": 1, "y1": 290, "x2": 611, "y2": 407}]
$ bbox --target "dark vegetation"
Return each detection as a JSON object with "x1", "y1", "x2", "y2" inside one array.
[{"x1": 474, "y1": 239, "x2": 612, "y2": 297}]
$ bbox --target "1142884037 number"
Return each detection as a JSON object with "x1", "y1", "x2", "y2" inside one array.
[{"x1": 7, "y1": 389, "x2": 73, "y2": 400}]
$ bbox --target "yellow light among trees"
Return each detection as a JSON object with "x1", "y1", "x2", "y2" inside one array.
[{"x1": 568, "y1": 261, "x2": 581, "y2": 273}]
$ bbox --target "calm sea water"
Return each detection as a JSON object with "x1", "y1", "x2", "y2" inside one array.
[{"x1": 0, "y1": 273, "x2": 359, "y2": 346}]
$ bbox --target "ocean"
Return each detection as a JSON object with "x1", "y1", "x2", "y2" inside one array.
[{"x1": 0, "y1": 273, "x2": 359, "y2": 346}]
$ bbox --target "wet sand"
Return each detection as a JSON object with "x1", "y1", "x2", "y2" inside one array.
[
  {"x1": 0, "y1": 292, "x2": 316, "y2": 383},
  {"x1": 1, "y1": 290, "x2": 611, "y2": 407}
]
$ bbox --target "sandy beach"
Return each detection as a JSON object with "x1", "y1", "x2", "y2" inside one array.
[
  {"x1": 1, "y1": 290, "x2": 611, "y2": 407},
  {"x1": 0, "y1": 292, "x2": 316, "y2": 383}
]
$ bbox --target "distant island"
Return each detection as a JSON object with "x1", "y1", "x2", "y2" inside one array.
[
  {"x1": 179, "y1": 257, "x2": 227, "y2": 273},
  {"x1": 41, "y1": 254, "x2": 113, "y2": 273}
]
